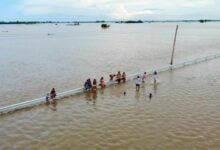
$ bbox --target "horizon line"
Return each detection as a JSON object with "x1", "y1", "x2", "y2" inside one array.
[{"x1": 1, "y1": 19, "x2": 220, "y2": 23}]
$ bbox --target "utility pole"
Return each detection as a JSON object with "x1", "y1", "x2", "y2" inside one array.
[{"x1": 170, "y1": 25, "x2": 179, "y2": 65}]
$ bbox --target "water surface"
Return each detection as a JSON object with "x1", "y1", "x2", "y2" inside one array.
[
  {"x1": 0, "y1": 23, "x2": 220, "y2": 106},
  {"x1": 0, "y1": 58, "x2": 220, "y2": 149}
]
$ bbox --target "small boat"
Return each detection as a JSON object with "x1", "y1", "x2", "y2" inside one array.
[{"x1": 101, "y1": 24, "x2": 110, "y2": 28}]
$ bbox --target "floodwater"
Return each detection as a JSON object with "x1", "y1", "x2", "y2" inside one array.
[
  {"x1": 0, "y1": 23, "x2": 220, "y2": 106},
  {"x1": 0, "y1": 58, "x2": 220, "y2": 150},
  {"x1": 0, "y1": 23, "x2": 220, "y2": 149}
]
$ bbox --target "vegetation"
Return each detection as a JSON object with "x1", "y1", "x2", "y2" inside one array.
[
  {"x1": 198, "y1": 19, "x2": 211, "y2": 23},
  {"x1": 96, "y1": 21, "x2": 105, "y2": 23},
  {"x1": 0, "y1": 21, "x2": 39, "y2": 24},
  {"x1": 0, "y1": 20, "x2": 219, "y2": 25},
  {"x1": 115, "y1": 20, "x2": 143, "y2": 23}
]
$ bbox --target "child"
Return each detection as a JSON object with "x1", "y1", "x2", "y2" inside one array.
[{"x1": 46, "y1": 93, "x2": 50, "y2": 103}]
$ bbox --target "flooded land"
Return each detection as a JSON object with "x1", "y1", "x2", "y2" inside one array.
[{"x1": 0, "y1": 23, "x2": 220, "y2": 149}]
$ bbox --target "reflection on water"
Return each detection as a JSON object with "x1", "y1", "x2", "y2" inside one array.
[
  {"x1": 46, "y1": 99, "x2": 58, "y2": 111},
  {"x1": 154, "y1": 83, "x2": 158, "y2": 93},
  {"x1": 50, "y1": 100, "x2": 58, "y2": 111},
  {"x1": 85, "y1": 91, "x2": 97, "y2": 105},
  {"x1": 135, "y1": 91, "x2": 141, "y2": 99},
  {"x1": 92, "y1": 92, "x2": 97, "y2": 105},
  {"x1": 100, "y1": 88, "x2": 105, "y2": 95}
]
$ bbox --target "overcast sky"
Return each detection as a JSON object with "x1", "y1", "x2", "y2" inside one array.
[{"x1": 0, "y1": 0, "x2": 219, "y2": 21}]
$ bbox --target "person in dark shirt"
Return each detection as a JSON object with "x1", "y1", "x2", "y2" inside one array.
[
  {"x1": 50, "y1": 88, "x2": 56, "y2": 99},
  {"x1": 84, "y1": 79, "x2": 92, "y2": 90}
]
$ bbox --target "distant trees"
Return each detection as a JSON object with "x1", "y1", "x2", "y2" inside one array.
[
  {"x1": 115, "y1": 20, "x2": 143, "y2": 23},
  {"x1": 0, "y1": 21, "x2": 38, "y2": 24},
  {"x1": 199, "y1": 19, "x2": 210, "y2": 23},
  {"x1": 0, "y1": 19, "x2": 219, "y2": 25}
]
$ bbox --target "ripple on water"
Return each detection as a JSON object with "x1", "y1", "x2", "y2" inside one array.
[{"x1": 1, "y1": 59, "x2": 220, "y2": 149}]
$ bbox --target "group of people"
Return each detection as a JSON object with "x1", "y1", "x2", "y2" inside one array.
[
  {"x1": 84, "y1": 77, "x2": 106, "y2": 93},
  {"x1": 135, "y1": 71, "x2": 158, "y2": 92},
  {"x1": 135, "y1": 72, "x2": 147, "y2": 91},
  {"x1": 109, "y1": 71, "x2": 126, "y2": 83},
  {"x1": 84, "y1": 71, "x2": 127, "y2": 93},
  {"x1": 46, "y1": 71, "x2": 158, "y2": 102},
  {"x1": 84, "y1": 70, "x2": 157, "y2": 93}
]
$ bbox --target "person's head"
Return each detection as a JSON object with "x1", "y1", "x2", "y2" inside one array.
[
  {"x1": 101, "y1": 77, "x2": 104, "y2": 80},
  {"x1": 137, "y1": 75, "x2": 140, "y2": 78},
  {"x1": 52, "y1": 88, "x2": 55, "y2": 91},
  {"x1": 93, "y1": 79, "x2": 97, "y2": 84},
  {"x1": 144, "y1": 72, "x2": 146, "y2": 74},
  {"x1": 154, "y1": 71, "x2": 157, "y2": 75}
]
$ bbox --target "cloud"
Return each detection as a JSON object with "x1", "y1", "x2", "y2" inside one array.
[
  {"x1": 179, "y1": 0, "x2": 214, "y2": 7},
  {"x1": 109, "y1": 4, "x2": 155, "y2": 20},
  {"x1": 18, "y1": 0, "x2": 218, "y2": 20}
]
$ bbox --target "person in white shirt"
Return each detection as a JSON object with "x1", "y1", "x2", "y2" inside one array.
[{"x1": 135, "y1": 76, "x2": 141, "y2": 91}]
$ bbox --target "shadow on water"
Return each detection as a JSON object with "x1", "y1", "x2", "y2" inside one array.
[
  {"x1": 135, "y1": 91, "x2": 141, "y2": 100},
  {"x1": 92, "y1": 92, "x2": 97, "y2": 105}
]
